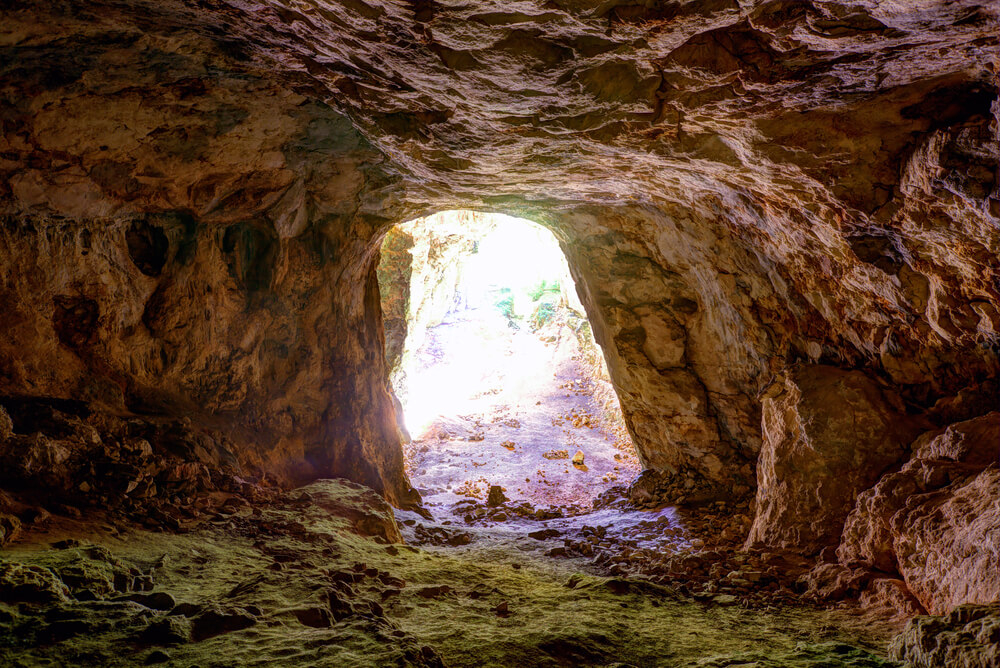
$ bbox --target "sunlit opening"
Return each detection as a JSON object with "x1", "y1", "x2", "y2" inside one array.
[
  {"x1": 397, "y1": 213, "x2": 571, "y2": 435},
  {"x1": 377, "y1": 210, "x2": 639, "y2": 508}
]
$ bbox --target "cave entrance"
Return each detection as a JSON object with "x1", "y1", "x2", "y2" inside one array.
[{"x1": 377, "y1": 210, "x2": 639, "y2": 510}]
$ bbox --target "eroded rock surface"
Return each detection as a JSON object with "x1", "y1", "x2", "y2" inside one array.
[
  {"x1": 889, "y1": 604, "x2": 1000, "y2": 668},
  {"x1": 0, "y1": 0, "x2": 997, "y2": 627},
  {"x1": 839, "y1": 412, "x2": 1000, "y2": 615},
  {"x1": 2, "y1": 0, "x2": 997, "y2": 503},
  {"x1": 745, "y1": 365, "x2": 925, "y2": 555}
]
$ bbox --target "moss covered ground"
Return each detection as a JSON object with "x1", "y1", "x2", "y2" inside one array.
[{"x1": 1, "y1": 480, "x2": 899, "y2": 667}]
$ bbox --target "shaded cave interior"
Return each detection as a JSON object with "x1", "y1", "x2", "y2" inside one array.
[{"x1": 0, "y1": 0, "x2": 997, "y2": 664}]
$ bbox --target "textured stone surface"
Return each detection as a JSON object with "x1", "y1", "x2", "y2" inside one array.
[
  {"x1": 291, "y1": 478, "x2": 403, "y2": 543},
  {"x1": 858, "y1": 578, "x2": 925, "y2": 621},
  {"x1": 0, "y1": 1, "x2": 997, "y2": 513},
  {"x1": 839, "y1": 412, "x2": 1000, "y2": 614},
  {"x1": 745, "y1": 365, "x2": 925, "y2": 554},
  {"x1": 889, "y1": 604, "x2": 1000, "y2": 668},
  {"x1": 0, "y1": 7, "x2": 417, "y2": 504},
  {"x1": 376, "y1": 228, "x2": 416, "y2": 375}
]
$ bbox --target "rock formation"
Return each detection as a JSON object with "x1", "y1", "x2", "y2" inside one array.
[
  {"x1": 746, "y1": 365, "x2": 928, "y2": 555},
  {"x1": 839, "y1": 412, "x2": 1000, "y2": 615},
  {"x1": 0, "y1": 0, "x2": 997, "y2": 649}
]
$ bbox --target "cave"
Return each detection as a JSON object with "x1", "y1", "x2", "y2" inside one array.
[{"x1": 0, "y1": 1, "x2": 997, "y2": 666}]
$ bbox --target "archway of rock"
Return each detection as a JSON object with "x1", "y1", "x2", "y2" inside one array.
[{"x1": 377, "y1": 210, "x2": 641, "y2": 512}]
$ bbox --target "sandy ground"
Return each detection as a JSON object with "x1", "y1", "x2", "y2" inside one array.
[{"x1": 401, "y1": 305, "x2": 640, "y2": 510}]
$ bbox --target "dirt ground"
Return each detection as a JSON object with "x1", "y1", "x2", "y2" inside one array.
[{"x1": 401, "y1": 303, "x2": 640, "y2": 510}]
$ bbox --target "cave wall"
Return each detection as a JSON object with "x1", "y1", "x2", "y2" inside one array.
[
  {"x1": 0, "y1": 0, "x2": 998, "y2": 588},
  {"x1": 376, "y1": 227, "x2": 416, "y2": 376},
  {"x1": 0, "y1": 8, "x2": 419, "y2": 505}
]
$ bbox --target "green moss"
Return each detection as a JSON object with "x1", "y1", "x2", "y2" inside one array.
[{"x1": 0, "y1": 482, "x2": 897, "y2": 667}]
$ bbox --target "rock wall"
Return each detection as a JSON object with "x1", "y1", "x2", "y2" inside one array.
[
  {"x1": 744, "y1": 365, "x2": 927, "y2": 554},
  {"x1": 0, "y1": 7, "x2": 418, "y2": 506},
  {"x1": 839, "y1": 412, "x2": 1000, "y2": 615},
  {"x1": 889, "y1": 604, "x2": 1000, "y2": 668},
  {"x1": 376, "y1": 228, "x2": 416, "y2": 375},
  {"x1": 557, "y1": 207, "x2": 767, "y2": 500}
]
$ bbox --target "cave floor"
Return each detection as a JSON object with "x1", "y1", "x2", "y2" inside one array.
[
  {"x1": 402, "y1": 304, "x2": 640, "y2": 509},
  {"x1": 1, "y1": 480, "x2": 902, "y2": 667}
]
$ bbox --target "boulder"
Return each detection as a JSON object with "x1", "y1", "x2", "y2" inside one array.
[
  {"x1": 859, "y1": 578, "x2": 925, "y2": 620},
  {"x1": 486, "y1": 485, "x2": 508, "y2": 507},
  {"x1": 889, "y1": 604, "x2": 1000, "y2": 668},
  {"x1": 294, "y1": 479, "x2": 403, "y2": 544},
  {"x1": 745, "y1": 365, "x2": 925, "y2": 555},
  {"x1": 838, "y1": 412, "x2": 1000, "y2": 614},
  {"x1": 190, "y1": 606, "x2": 256, "y2": 642},
  {"x1": 0, "y1": 562, "x2": 71, "y2": 603}
]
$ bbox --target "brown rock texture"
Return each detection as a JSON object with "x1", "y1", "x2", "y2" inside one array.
[
  {"x1": 0, "y1": 0, "x2": 997, "y2": 531},
  {"x1": 839, "y1": 412, "x2": 1000, "y2": 614},
  {"x1": 889, "y1": 604, "x2": 1000, "y2": 668},
  {"x1": 0, "y1": 4, "x2": 418, "y2": 505},
  {"x1": 376, "y1": 228, "x2": 415, "y2": 375},
  {"x1": 745, "y1": 365, "x2": 926, "y2": 554}
]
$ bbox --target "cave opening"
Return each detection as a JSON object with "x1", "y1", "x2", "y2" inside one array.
[{"x1": 377, "y1": 210, "x2": 640, "y2": 511}]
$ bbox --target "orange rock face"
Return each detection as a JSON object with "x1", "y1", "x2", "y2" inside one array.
[
  {"x1": 839, "y1": 413, "x2": 1000, "y2": 614},
  {"x1": 744, "y1": 365, "x2": 926, "y2": 555}
]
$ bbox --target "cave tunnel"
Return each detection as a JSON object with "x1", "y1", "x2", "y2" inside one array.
[{"x1": 0, "y1": 1, "x2": 998, "y2": 666}]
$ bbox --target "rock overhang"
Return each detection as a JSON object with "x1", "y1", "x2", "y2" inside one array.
[{"x1": 0, "y1": 0, "x2": 997, "y2": 504}]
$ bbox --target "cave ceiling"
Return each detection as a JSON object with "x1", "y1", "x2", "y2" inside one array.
[{"x1": 4, "y1": 0, "x2": 996, "y2": 215}]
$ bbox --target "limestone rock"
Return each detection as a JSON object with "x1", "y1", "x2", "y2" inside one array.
[
  {"x1": 798, "y1": 563, "x2": 872, "y2": 602},
  {"x1": 295, "y1": 479, "x2": 404, "y2": 544},
  {"x1": 486, "y1": 485, "x2": 508, "y2": 508},
  {"x1": 189, "y1": 606, "x2": 257, "y2": 642},
  {"x1": 0, "y1": 513, "x2": 22, "y2": 546},
  {"x1": 889, "y1": 604, "x2": 1000, "y2": 668},
  {"x1": 859, "y1": 578, "x2": 925, "y2": 620},
  {"x1": 839, "y1": 413, "x2": 1000, "y2": 614},
  {"x1": 0, "y1": 0, "x2": 996, "y2": 536},
  {"x1": 376, "y1": 228, "x2": 416, "y2": 376},
  {"x1": 745, "y1": 365, "x2": 925, "y2": 555},
  {"x1": 0, "y1": 406, "x2": 13, "y2": 440},
  {"x1": 138, "y1": 616, "x2": 191, "y2": 646},
  {"x1": 0, "y1": 562, "x2": 71, "y2": 603}
]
